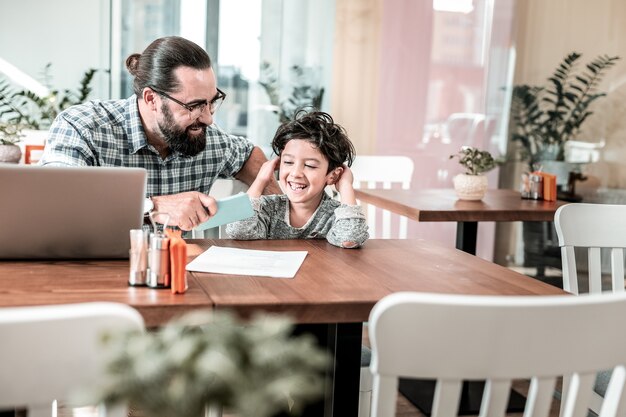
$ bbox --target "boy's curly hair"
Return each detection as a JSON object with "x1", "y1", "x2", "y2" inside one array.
[{"x1": 271, "y1": 109, "x2": 355, "y2": 173}]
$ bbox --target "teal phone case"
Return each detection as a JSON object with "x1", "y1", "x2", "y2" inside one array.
[{"x1": 194, "y1": 193, "x2": 255, "y2": 231}]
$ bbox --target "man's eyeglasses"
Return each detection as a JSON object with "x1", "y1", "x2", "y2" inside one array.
[{"x1": 150, "y1": 86, "x2": 226, "y2": 119}]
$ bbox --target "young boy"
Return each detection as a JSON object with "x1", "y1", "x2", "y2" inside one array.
[{"x1": 226, "y1": 110, "x2": 368, "y2": 248}]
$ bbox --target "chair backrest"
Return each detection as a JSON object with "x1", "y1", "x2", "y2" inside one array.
[
  {"x1": 351, "y1": 156, "x2": 414, "y2": 239},
  {"x1": 554, "y1": 203, "x2": 626, "y2": 295},
  {"x1": 443, "y1": 113, "x2": 487, "y2": 147},
  {"x1": 368, "y1": 291, "x2": 626, "y2": 417},
  {"x1": 0, "y1": 302, "x2": 145, "y2": 416},
  {"x1": 192, "y1": 178, "x2": 250, "y2": 238}
]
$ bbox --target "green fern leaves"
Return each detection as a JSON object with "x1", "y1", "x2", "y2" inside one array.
[
  {"x1": 510, "y1": 52, "x2": 619, "y2": 167},
  {"x1": 0, "y1": 64, "x2": 97, "y2": 130}
]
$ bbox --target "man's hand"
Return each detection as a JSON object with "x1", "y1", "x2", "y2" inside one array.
[{"x1": 151, "y1": 191, "x2": 218, "y2": 231}]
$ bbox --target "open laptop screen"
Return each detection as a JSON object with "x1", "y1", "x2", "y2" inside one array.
[{"x1": 0, "y1": 165, "x2": 146, "y2": 259}]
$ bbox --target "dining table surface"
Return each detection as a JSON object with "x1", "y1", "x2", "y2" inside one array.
[
  {"x1": 0, "y1": 238, "x2": 567, "y2": 417},
  {"x1": 0, "y1": 238, "x2": 566, "y2": 323},
  {"x1": 353, "y1": 188, "x2": 568, "y2": 254},
  {"x1": 353, "y1": 188, "x2": 566, "y2": 222}
]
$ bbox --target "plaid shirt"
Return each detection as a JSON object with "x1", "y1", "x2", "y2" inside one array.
[{"x1": 39, "y1": 96, "x2": 254, "y2": 197}]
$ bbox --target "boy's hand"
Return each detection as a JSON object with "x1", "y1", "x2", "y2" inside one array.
[
  {"x1": 257, "y1": 157, "x2": 280, "y2": 183},
  {"x1": 333, "y1": 165, "x2": 357, "y2": 205},
  {"x1": 247, "y1": 157, "x2": 280, "y2": 198},
  {"x1": 334, "y1": 165, "x2": 353, "y2": 194}
]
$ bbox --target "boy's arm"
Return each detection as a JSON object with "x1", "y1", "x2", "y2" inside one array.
[
  {"x1": 225, "y1": 197, "x2": 271, "y2": 240},
  {"x1": 333, "y1": 165, "x2": 357, "y2": 205},
  {"x1": 326, "y1": 205, "x2": 369, "y2": 248},
  {"x1": 236, "y1": 148, "x2": 281, "y2": 195},
  {"x1": 247, "y1": 157, "x2": 280, "y2": 198},
  {"x1": 327, "y1": 166, "x2": 369, "y2": 248}
]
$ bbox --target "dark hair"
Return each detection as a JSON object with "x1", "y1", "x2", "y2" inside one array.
[
  {"x1": 125, "y1": 36, "x2": 212, "y2": 97},
  {"x1": 271, "y1": 109, "x2": 355, "y2": 172}
]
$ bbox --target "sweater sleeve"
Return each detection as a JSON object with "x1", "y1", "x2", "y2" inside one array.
[
  {"x1": 225, "y1": 196, "x2": 271, "y2": 240},
  {"x1": 326, "y1": 204, "x2": 369, "y2": 248}
]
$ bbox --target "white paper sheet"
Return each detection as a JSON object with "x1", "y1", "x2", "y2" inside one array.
[{"x1": 185, "y1": 246, "x2": 308, "y2": 279}]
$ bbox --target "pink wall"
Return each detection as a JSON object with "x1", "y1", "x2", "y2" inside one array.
[
  {"x1": 376, "y1": 1, "x2": 433, "y2": 153},
  {"x1": 373, "y1": 0, "x2": 514, "y2": 260}
]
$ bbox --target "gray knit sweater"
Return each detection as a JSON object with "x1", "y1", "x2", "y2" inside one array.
[{"x1": 225, "y1": 193, "x2": 369, "y2": 248}]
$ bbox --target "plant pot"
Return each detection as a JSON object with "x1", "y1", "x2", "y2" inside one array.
[
  {"x1": 453, "y1": 174, "x2": 488, "y2": 201},
  {"x1": 0, "y1": 144, "x2": 22, "y2": 163}
]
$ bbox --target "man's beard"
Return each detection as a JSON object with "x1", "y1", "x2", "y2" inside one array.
[{"x1": 158, "y1": 103, "x2": 207, "y2": 157}]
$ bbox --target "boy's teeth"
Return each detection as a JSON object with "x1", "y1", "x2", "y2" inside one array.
[{"x1": 289, "y1": 182, "x2": 305, "y2": 190}]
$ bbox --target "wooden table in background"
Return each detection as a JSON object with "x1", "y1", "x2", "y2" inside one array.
[
  {"x1": 0, "y1": 239, "x2": 566, "y2": 417},
  {"x1": 354, "y1": 188, "x2": 567, "y2": 254}
]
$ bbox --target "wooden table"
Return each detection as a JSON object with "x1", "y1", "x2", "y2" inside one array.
[
  {"x1": 354, "y1": 188, "x2": 567, "y2": 254},
  {"x1": 0, "y1": 239, "x2": 565, "y2": 417}
]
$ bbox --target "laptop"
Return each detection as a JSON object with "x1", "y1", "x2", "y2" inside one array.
[{"x1": 0, "y1": 165, "x2": 147, "y2": 259}]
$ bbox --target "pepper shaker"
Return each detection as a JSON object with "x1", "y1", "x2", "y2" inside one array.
[{"x1": 147, "y1": 232, "x2": 170, "y2": 288}]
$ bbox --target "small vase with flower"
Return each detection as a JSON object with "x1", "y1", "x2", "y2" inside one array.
[{"x1": 450, "y1": 146, "x2": 502, "y2": 201}]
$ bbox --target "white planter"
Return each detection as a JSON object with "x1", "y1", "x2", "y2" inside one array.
[
  {"x1": 0, "y1": 144, "x2": 22, "y2": 163},
  {"x1": 453, "y1": 174, "x2": 488, "y2": 201}
]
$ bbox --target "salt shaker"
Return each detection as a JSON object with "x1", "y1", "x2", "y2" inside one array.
[
  {"x1": 529, "y1": 174, "x2": 543, "y2": 200},
  {"x1": 128, "y1": 229, "x2": 148, "y2": 286},
  {"x1": 520, "y1": 173, "x2": 531, "y2": 199},
  {"x1": 146, "y1": 211, "x2": 171, "y2": 289},
  {"x1": 147, "y1": 232, "x2": 171, "y2": 288}
]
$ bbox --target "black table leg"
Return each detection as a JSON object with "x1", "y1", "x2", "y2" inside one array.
[
  {"x1": 294, "y1": 323, "x2": 363, "y2": 417},
  {"x1": 455, "y1": 221, "x2": 478, "y2": 254}
]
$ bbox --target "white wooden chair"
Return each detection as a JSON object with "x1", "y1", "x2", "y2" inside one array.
[
  {"x1": 351, "y1": 156, "x2": 414, "y2": 239},
  {"x1": 0, "y1": 302, "x2": 145, "y2": 417},
  {"x1": 368, "y1": 291, "x2": 626, "y2": 417},
  {"x1": 351, "y1": 156, "x2": 414, "y2": 416},
  {"x1": 191, "y1": 178, "x2": 249, "y2": 238},
  {"x1": 555, "y1": 202, "x2": 626, "y2": 414},
  {"x1": 554, "y1": 203, "x2": 626, "y2": 296},
  {"x1": 442, "y1": 113, "x2": 487, "y2": 147}
]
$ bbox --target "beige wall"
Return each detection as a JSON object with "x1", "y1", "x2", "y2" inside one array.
[
  {"x1": 511, "y1": 0, "x2": 626, "y2": 189},
  {"x1": 331, "y1": 0, "x2": 382, "y2": 155},
  {"x1": 495, "y1": 0, "x2": 626, "y2": 265}
]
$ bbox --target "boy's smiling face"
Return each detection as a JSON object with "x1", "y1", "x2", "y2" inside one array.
[{"x1": 279, "y1": 139, "x2": 336, "y2": 207}]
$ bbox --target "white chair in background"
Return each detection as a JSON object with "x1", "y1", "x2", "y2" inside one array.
[
  {"x1": 351, "y1": 155, "x2": 414, "y2": 415},
  {"x1": 555, "y1": 203, "x2": 626, "y2": 414},
  {"x1": 192, "y1": 178, "x2": 250, "y2": 238},
  {"x1": 442, "y1": 112, "x2": 486, "y2": 147},
  {"x1": 554, "y1": 203, "x2": 626, "y2": 296},
  {"x1": 368, "y1": 291, "x2": 626, "y2": 417},
  {"x1": 351, "y1": 156, "x2": 414, "y2": 239},
  {"x1": 0, "y1": 302, "x2": 145, "y2": 417}
]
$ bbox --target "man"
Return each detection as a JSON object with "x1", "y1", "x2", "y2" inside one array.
[{"x1": 40, "y1": 36, "x2": 280, "y2": 230}]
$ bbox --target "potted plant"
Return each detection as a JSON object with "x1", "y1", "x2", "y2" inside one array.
[
  {"x1": 450, "y1": 146, "x2": 502, "y2": 200},
  {"x1": 0, "y1": 122, "x2": 25, "y2": 163},
  {"x1": 0, "y1": 63, "x2": 97, "y2": 130},
  {"x1": 510, "y1": 52, "x2": 619, "y2": 175},
  {"x1": 79, "y1": 310, "x2": 330, "y2": 417},
  {"x1": 259, "y1": 61, "x2": 325, "y2": 123}
]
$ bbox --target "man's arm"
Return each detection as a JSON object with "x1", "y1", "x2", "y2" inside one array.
[{"x1": 235, "y1": 146, "x2": 281, "y2": 195}]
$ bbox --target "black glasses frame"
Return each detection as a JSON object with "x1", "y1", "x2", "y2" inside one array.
[{"x1": 149, "y1": 86, "x2": 226, "y2": 115}]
